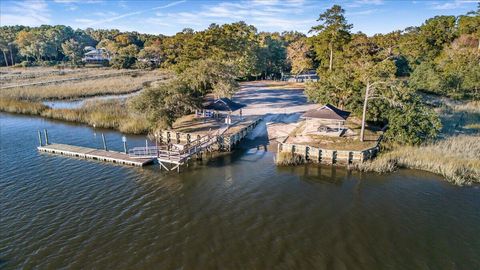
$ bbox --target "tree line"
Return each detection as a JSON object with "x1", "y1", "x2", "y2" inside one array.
[
  {"x1": 0, "y1": 23, "x2": 304, "y2": 79},
  {"x1": 1, "y1": 4, "x2": 478, "y2": 145}
]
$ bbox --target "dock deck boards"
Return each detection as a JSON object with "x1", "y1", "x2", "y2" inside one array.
[{"x1": 38, "y1": 143, "x2": 154, "y2": 167}]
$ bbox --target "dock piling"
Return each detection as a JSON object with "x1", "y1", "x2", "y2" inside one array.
[
  {"x1": 122, "y1": 136, "x2": 127, "y2": 154},
  {"x1": 44, "y1": 129, "x2": 49, "y2": 145},
  {"x1": 38, "y1": 130, "x2": 43, "y2": 146},
  {"x1": 102, "y1": 133, "x2": 107, "y2": 151}
]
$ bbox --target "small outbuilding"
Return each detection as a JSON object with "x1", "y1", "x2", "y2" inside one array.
[
  {"x1": 195, "y1": 96, "x2": 245, "y2": 120},
  {"x1": 301, "y1": 104, "x2": 351, "y2": 136},
  {"x1": 203, "y1": 97, "x2": 245, "y2": 112}
]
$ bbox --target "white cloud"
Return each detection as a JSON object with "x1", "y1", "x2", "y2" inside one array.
[
  {"x1": 148, "y1": 0, "x2": 318, "y2": 34},
  {"x1": 429, "y1": 0, "x2": 477, "y2": 10},
  {"x1": 347, "y1": 9, "x2": 381, "y2": 16},
  {"x1": 346, "y1": 0, "x2": 384, "y2": 8},
  {"x1": 54, "y1": 0, "x2": 104, "y2": 3},
  {"x1": 0, "y1": 0, "x2": 51, "y2": 26}
]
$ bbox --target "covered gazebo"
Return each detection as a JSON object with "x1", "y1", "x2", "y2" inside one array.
[
  {"x1": 301, "y1": 104, "x2": 351, "y2": 135},
  {"x1": 195, "y1": 95, "x2": 245, "y2": 121}
]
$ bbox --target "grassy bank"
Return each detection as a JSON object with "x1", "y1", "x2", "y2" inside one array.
[
  {"x1": 353, "y1": 135, "x2": 480, "y2": 185},
  {"x1": 0, "y1": 67, "x2": 128, "y2": 87},
  {"x1": 353, "y1": 99, "x2": 480, "y2": 185},
  {"x1": 0, "y1": 70, "x2": 168, "y2": 101},
  {"x1": 0, "y1": 98, "x2": 150, "y2": 134}
]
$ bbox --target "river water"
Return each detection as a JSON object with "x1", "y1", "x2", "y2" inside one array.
[{"x1": 1, "y1": 112, "x2": 479, "y2": 269}]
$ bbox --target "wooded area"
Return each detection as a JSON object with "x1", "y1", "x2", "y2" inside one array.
[{"x1": 0, "y1": 4, "x2": 478, "y2": 148}]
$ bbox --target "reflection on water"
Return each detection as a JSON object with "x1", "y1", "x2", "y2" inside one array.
[{"x1": 1, "y1": 112, "x2": 480, "y2": 269}]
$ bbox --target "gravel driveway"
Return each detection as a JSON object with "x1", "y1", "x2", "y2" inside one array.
[{"x1": 233, "y1": 82, "x2": 317, "y2": 116}]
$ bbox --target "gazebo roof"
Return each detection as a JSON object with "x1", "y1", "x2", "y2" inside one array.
[
  {"x1": 301, "y1": 104, "x2": 350, "y2": 121},
  {"x1": 203, "y1": 96, "x2": 245, "y2": 112}
]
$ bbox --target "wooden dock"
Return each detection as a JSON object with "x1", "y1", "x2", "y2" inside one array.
[
  {"x1": 38, "y1": 143, "x2": 154, "y2": 167},
  {"x1": 36, "y1": 118, "x2": 261, "y2": 172}
]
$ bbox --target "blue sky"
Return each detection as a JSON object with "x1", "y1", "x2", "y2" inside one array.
[{"x1": 0, "y1": 0, "x2": 477, "y2": 36}]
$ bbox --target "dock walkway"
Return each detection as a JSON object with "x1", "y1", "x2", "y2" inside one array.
[
  {"x1": 128, "y1": 127, "x2": 225, "y2": 171},
  {"x1": 38, "y1": 143, "x2": 154, "y2": 167}
]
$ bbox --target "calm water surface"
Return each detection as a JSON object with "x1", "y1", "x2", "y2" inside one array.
[
  {"x1": 1, "y1": 113, "x2": 479, "y2": 269},
  {"x1": 42, "y1": 91, "x2": 139, "y2": 109}
]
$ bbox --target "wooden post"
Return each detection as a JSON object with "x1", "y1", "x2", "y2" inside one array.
[
  {"x1": 102, "y1": 133, "x2": 107, "y2": 151},
  {"x1": 122, "y1": 135, "x2": 127, "y2": 154},
  {"x1": 38, "y1": 130, "x2": 43, "y2": 146}
]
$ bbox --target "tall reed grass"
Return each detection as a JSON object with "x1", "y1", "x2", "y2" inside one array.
[
  {"x1": 0, "y1": 67, "x2": 118, "y2": 86},
  {"x1": 0, "y1": 98, "x2": 48, "y2": 115},
  {"x1": 275, "y1": 151, "x2": 306, "y2": 166},
  {"x1": 0, "y1": 70, "x2": 169, "y2": 100},
  {"x1": 0, "y1": 98, "x2": 150, "y2": 134},
  {"x1": 353, "y1": 135, "x2": 480, "y2": 185}
]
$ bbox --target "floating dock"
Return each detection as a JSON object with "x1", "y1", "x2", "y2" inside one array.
[{"x1": 38, "y1": 143, "x2": 154, "y2": 167}]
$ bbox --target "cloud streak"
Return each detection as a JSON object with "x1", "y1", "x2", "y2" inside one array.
[
  {"x1": 78, "y1": 0, "x2": 186, "y2": 27},
  {"x1": 429, "y1": 0, "x2": 477, "y2": 10},
  {"x1": 1, "y1": 0, "x2": 51, "y2": 26}
]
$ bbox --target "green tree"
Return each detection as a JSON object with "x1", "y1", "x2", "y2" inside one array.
[
  {"x1": 130, "y1": 79, "x2": 200, "y2": 129},
  {"x1": 287, "y1": 38, "x2": 313, "y2": 75},
  {"x1": 409, "y1": 61, "x2": 443, "y2": 94},
  {"x1": 310, "y1": 5, "x2": 352, "y2": 71},
  {"x1": 181, "y1": 59, "x2": 239, "y2": 98},
  {"x1": 61, "y1": 39, "x2": 83, "y2": 65},
  {"x1": 383, "y1": 85, "x2": 441, "y2": 145}
]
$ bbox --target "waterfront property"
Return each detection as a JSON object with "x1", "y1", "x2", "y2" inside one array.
[{"x1": 82, "y1": 46, "x2": 111, "y2": 64}]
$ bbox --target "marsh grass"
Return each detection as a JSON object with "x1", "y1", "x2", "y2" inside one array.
[
  {"x1": 0, "y1": 98, "x2": 150, "y2": 134},
  {"x1": 0, "y1": 98, "x2": 48, "y2": 115},
  {"x1": 354, "y1": 135, "x2": 480, "y2": 185},
  {"x1": 275, "y1": 151, "x2": 306, "y2": 166},
  {"x1": 353, "y1": 99, "x2": 480, "y2": 185},
  {"x1": 0, "y1": 67, "x2": 121, "y2": 86},
  {"x1": 0, "y1": 69, "x2": 170, "y2": 101}
]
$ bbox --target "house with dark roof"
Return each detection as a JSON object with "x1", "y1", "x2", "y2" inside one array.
[
  {"x1": 195, "y1": 95, "x2": 246, "y2": 119},
  {"x1": 301, "y1": 104, "x2": 351, "y2": 135}
]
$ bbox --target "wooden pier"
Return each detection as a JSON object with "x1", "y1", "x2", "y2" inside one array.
[
  {"x1": 36, "y1": 117, "x2": 261, "y2": 172},
  {"x1": 38, "y1": 143, "x2": 154, "y2": 167},
  {"x1": 128, "y1": 127, "x2": 225, "y2": 172}
]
